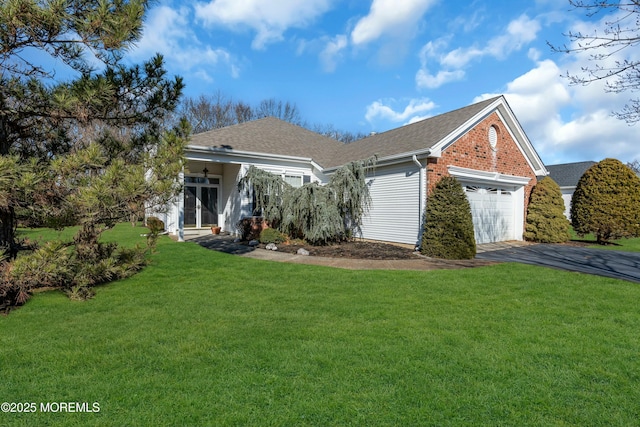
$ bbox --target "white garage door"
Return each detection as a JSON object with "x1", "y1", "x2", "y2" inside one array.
[{"x1": 463, "y1": 185, "x2": 515, "y2": 244}]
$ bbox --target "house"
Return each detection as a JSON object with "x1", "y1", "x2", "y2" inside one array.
[
  {"x1": 157, "y1": 95, "x2": 547, "y2": 246},
  {"x1": 545, "y1": 161, "x2": 597, "y2": 219}
]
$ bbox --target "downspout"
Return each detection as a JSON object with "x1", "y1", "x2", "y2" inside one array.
[{"x1": 412, "y1": 154, "x2": 425, "y2": 249}]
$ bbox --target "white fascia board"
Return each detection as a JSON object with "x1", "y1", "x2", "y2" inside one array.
[
  {"x1": 448, "y1": 165, "x2": 531, "y2": 186},
  {"x1": 493, "y1": 103, "x2": 548, "y2": 176},
  {"x1": 322, "y1": 148, "x2": 435, "y2": 174},
  {"x1": 186, "y1": 145, "x2": 321, "y2": 169}
]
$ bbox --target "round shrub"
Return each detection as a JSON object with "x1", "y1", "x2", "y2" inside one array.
[
  {"x1": 421, "y1": 176, "x2": 476, "y2": 259},
  {"x1": 524, "y1": 176, "x2": 571, "y2": 243},
  {"x1": 571, "y1": 158, "x2": 640, "y2": 243},
  {"x1": 259, "y1": 227, "x2": 287, "y2": 244}
]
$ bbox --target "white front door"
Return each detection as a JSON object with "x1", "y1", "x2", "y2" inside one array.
[{"x1": 184, "y1": 181, "x2": 220, "y2": 228}]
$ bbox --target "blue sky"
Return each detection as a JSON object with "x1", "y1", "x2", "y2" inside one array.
[{"x1": 123, "y1": 0, "x2": 639, "y2": 166}]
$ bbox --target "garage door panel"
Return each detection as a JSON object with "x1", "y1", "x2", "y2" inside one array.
[{"x1": 464, "y1": 185, "x2": 515, "y2": 244}]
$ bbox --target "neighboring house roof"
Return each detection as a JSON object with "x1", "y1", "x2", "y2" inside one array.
[
  {"x1": 546, "y1": 161, "x2": 597, "y2": 187},
  {"x1": 188, "y1": 95, "x2": 547, "y2": 175}
]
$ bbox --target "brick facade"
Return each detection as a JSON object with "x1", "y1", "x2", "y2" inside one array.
[{"x1": 426, "y1": 112, "x2": 538, "y2": 226}]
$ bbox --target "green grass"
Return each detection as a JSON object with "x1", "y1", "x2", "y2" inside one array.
[
  {"x1": 17, "y1": 223, "x2": 146, "y2": 246},
  {"x1": 569, "y1": 227, "x2": 640, "y2": 252},
  {"x1": 3, "y1": 226, "x2": 640, "y2": 426},
  {"x1": 601, "y1": 236, "x2": 640, "y2": 252}
]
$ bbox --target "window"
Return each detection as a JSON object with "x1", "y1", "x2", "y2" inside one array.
[
  {"x1": 284, "y1": 175, "x2": 303, "y2": 187},
  {"x1": 185, "y1": 176, "x2": 219, "y2": 185},
  {"x1": 488, "y1": 125, "x2": 498, "y2": 150},
  {"x1": 465, "y1": 185, "x2": 511, "y2": 196}
]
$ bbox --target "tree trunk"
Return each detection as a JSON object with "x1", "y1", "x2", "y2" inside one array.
[
  {"x1": 0, "y1": 206, "x2": 17, "y2": 259},
  {"x1": 0, "y1": 111, "x2": 18, "y2": 259}
]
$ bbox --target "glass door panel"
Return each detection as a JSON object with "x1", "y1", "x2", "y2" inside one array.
[
  {"x1": 184, "y1": 186, "x2": 197, "y2": 228},
  {"x1": 200, "y1": 187, "x2": 218, "y2": 227}
]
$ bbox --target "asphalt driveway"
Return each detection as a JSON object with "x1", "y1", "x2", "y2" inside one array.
[{"x1": 476, "y1": 244, "x2": 640, "y2": 283}]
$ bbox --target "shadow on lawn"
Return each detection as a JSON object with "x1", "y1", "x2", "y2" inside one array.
[{"x1": 190, "y1": 234, "x2": 257, "y2": 255}]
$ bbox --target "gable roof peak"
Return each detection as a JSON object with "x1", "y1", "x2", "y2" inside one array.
[{"x1": 323, "y1": 95, "x2": 506, "y2": 168}]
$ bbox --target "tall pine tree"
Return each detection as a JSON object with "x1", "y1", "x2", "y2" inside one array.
[
  {"x1": 0, "y1": 0, "x2": 185, "y2": 259},
  {"x1": 0, "y1": 0, "x2": 188, "y2": 308}
]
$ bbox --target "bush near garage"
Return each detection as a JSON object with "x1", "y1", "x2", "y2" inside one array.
[
  {"x1": 421, "y1": 176, "x2": 476, "y2": 259},
  {"x1": 524, "y1": 176, "x2": 571, "y2": 243},
  {"x1": 571, "y1": 158, "x2": 640, "y2": 244}
]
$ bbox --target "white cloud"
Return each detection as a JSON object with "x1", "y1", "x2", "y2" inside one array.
[
  {"x1": 195, "y1": 0, "x2": 333, "y2": 49},
  {"x1": 365, "y1": 98, "x2": 437, "y2": 124},
  {"x1": 416, "y1": 69, "x2": 465, "y2": 89},
  {"x1": 441, "y1": 15, "x2": 540, "y2": 68},
  {"x1": 475, "y1": 58, "x2": 640, "y2": 165},
  {"x1": 414, "y1": 39, "x2": 467, "y2": 88},
  {"x1": 131, "y1": 6, "x2": 239, "y2": 79},
  {"x1": 351, "y1": 0, "x2": 436, "y2": 46},
  {"x1": 319, "y1": 34, "x2": 348, "y2": 72},
  {"x1": 416, "y1": 15, "x2": 541, "y2": 89}
]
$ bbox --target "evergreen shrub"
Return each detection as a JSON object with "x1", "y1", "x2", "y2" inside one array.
[
  {"x1": 259, "y1": 228, "x2": 287, "y2": 244},
  {"x1": 421, "y1": 176, "x2": 476, "y2": 259},
  {"x1": 524, "y1": 177, "x2": 570, "y2": 243},
  {"x1": 571, "y1": 158, "x2": 640, "y2": 243}
]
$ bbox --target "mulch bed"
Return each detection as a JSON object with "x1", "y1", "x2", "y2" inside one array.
[
  {"x1": 252, "y1": 239, "x2": 606, "y2": 260},
  {"x1": 255, "y1": 240, "x2": 418, "y2": 260}
]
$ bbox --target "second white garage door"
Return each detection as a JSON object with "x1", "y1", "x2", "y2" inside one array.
[{"x1": 463, "y1": 185, "x2": 515, "y2": 244}]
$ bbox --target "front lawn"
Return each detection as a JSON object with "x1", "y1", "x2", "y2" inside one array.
[
  {"x1": 2, "y1": 226, "x2": 640, "y2": 426},
  {"x1": 592, "y1": 236, "x2": 640, "y2": 252},
  {"x1": 569, "y1": 228, "x2": 640, "y2": 252}
]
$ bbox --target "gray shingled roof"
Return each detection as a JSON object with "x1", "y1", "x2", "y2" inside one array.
[
  {"x1": 324, "y1": 96, "x2": 499, "y2": 168},
  {"x1": 546, "y1": 161, "x2": 597, "y2": 187},
  {"x1": 188, "y1": 96, "x2": 502, "y2": 169},
  {"x1": 188, "y1": 117, "x2": 345, "y2": 166}
]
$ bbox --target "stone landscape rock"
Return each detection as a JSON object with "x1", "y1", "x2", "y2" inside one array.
[
  {"x1": 249, "y1": 240, "x2": 259, "y2": 247},
  {"x1": 265, "y1": 243, "x2": 278, "y2": 251},
  {"x1": 297, "y1": 248, "x2": 310, "y2": 256}
]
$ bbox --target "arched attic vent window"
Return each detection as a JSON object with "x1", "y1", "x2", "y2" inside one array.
[{"x1": 488, "y1": 125, "x2": 498, "y2": 151}]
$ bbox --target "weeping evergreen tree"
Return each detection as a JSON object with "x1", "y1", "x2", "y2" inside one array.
[
  {"x1": 238, "y1": 158, "x2": 374, "y2": 244},
  {"x1": 328, "y1": 157, "x2": 375, "y2": 238},
  {"x1": 237, "y1": 166, "x2": 288, "y2": 228},
  {"x1": 281, "y1": 183, "x2": 343, "y2": 244}
]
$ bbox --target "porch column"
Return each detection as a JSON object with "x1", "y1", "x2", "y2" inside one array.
[{"x1": 178, "y1": 169, "x2": 185, "y2": 242}]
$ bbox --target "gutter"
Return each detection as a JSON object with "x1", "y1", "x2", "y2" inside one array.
[
  {"x1": 187, "y1": 144, "x2": 314, "y2": 164},
  {"x1": 322, "y1": 148, "x2": 435, "y2": 174},
  {"x1": 186, "y1": 144, "x2": 324, "y2": 171}
]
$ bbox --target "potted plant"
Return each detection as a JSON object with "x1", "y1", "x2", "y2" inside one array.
[{"x1": 211, "y1": 224, "x2": 221, "y2": 234}]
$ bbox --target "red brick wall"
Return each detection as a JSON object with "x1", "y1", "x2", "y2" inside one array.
[{"x1": 426, "y1": 113, "x2": 538, "y2": 224}]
